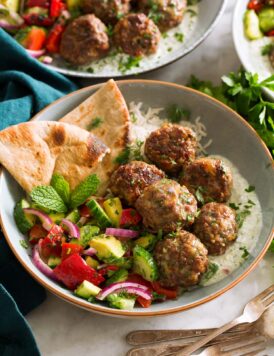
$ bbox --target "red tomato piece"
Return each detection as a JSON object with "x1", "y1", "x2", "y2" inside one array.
[
  {"x1": 151, "y1": 282, "x2": 178, "y2": 300},
  {"x1": 39, "y1": 224, "x2": 64, "y2": 258},
  {"x1": 79, "y1": 205, "x2": 91, "y2": 218},
  {"x1": 247, "y1": 0, "x2": 264, "y2": 12},
  {"x1": 137, "y1": 296, "x2": 152, "y2": 308},
  {"x1": 127, "y1": 273, "x2": 152, "y2": 289},
  {"x1": 23, "y1": 14, "x2": 54, "y2": 27},
  {"x1": 266, "y1": 29, "x2": 274, "y2": 36},
  {"x1": 61, "y1": 243, "x2": 83, "y2": 260},
  {"x1": 120, "y1": 209, "x2": 142, "y2": 227},
  {"x1": 22, "y1": 27, "x2": 47, "y2": 50},
  {"x1": 28, "y1": 224, "x2": 47, "y2": 245},
  {"x1": 50, "y1": 0, "x2": 65, "y2": 18},
  {"x1": 45, "y1": 23, "x2": 65, "y2": 53},
  {"x1": 53, "y1": 254, "x2": 105, "y2": 290}
]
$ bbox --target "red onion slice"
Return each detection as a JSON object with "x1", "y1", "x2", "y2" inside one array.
[
  {"x1": 82, "y1": 247, "x2": 97, "y2": 256},
  {"x1": 97, "y1": 282, "x2": 149, "y2": 300},
  {"x1": 23, "y1": 208, "x2": 53, "y2": 231},
  {"x1": 61, "y1": 219, "x2": 80, "y2": 239},
  {"x1": 105, "y1": 228, "x2": 139, "y2": 239},
  {"x1": 26, "y1": 49, "x2": 45, "y2": 58},
  {"x1": 41, "y1": 56, "x2": 53, "y2": 64},
  {"x1": 32, "y1": 245, "x2": 58, "y2": 281}
]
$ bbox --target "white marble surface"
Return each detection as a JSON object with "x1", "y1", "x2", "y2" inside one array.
[{"x1": 27, "y1": 1, "x2": 274, "y2": 355}]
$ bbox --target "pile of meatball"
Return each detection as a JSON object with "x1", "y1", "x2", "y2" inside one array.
[
  {"x1": 109, "y1": 123, "x2": 238, "y2": 289},
  {"x1": 60, "y1": 0, "x2": 187, "y2": 65}
]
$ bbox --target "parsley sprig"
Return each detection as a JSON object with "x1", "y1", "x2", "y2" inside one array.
[{"x1": 188, "y1": 70, "x2": 274, "y2": 157}]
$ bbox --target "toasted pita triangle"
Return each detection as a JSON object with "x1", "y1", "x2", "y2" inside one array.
[
  {"x1": 0, "y1": 121, "x2": 109, "y2": 192},
  {"x1": 60, "y1": 79, "x2": 131, "y2": 194}
]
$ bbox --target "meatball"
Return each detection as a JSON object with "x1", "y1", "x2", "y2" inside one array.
[
  {"x1": 154, "y1": 230, "x2": 208, "y2": 288},
  {"x1": 135, "y1": 179, "x2": 197, "y2": 233},
  {"x1": 269, "y1": 46, "x2": 274, "y2": 69},
  {"x1": 138, "y1": 0, "x2": 187, "y2": 31},
  {"x1": 145, "y1": 124, "x2": 197, "y2": 174},
  {"x1": 60, "y1": 15, "x2": 109, "y2": 65},
  {"x1": 82, "y1": 0, "x2": 130, "y2": 24},
  {"x1": 194, "y1": 202, "x2": 238, "y2": 255},
  {"x1": 109, "y1": 161, "x2": 165, "y2": 206},
  {"x1": 180, "y1": 157, "x2": 233, "y2": 203},
  {"x1": 114, "y1": 13, "x2": 161, "y2": 57}
]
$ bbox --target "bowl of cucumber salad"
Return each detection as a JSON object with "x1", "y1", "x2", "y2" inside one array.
[{"x1": 0, "y1": 80, "x2": 273, "y2": 317}]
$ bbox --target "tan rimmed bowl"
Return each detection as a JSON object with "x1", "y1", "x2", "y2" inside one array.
[{"x1": 0, "y1": 80, "x2": 273, "y2": 318}]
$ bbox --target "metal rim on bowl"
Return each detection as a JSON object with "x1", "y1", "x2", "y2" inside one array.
[
  {"x1": 232, "y1": 0, "x2": 274, "y2": 100},
  {"x1": 0, "y1": 79, "x2": 273, "y2": 317},
  {"x1": 46, "y1": 0, "x2": 228, "y2": 78}
]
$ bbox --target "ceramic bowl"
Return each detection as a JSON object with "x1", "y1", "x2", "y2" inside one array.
[
  {"x1": 47, "y1": 0, "x2": 227, "y2": 78},
  {"x1": 233, "y1": 0, "x2": 274, "y2": 100},
  {"x1": 0, "y1": 80, "x2": 273, "y2": 317}
]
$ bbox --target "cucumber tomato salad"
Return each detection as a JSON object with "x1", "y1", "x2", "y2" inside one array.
[{"x1": 14, "y1": 173, "x2": 175, "y2": 311}]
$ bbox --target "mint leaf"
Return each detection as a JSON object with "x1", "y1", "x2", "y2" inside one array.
[
  {"x1": 50, "y1": 173, "x2": 70, "y2": 205},
  {"x1": 70, "y1": 174, "x2": 100, "y2": 209},
  {"x1": 30, "y1": 186, "x2": 67, "y2": 213}
]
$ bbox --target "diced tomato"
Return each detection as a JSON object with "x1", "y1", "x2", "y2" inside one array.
[
  {"x1": 151, "y1": 282, "x2": 178, "y2": 300},
  {"x1": 127, "y1": 273, "x2": 152, "y2": 289},
  {"x1": 45, "y1": 23, "x2": 64, "y2": 53},
  {"x1": 39, "y1": 224, "x2": 64, "y2": 258},
  {"x1": 23, "y1": 14, "x2": 54, "y2": 26},
  {"x1": 28, "y1": 224, "x2": 47, "y2": 245},
  {"x1": 99, "y1": 265, "x2": 119, "y2": 277},
  {"x1": 266, "y1": 29, "x2": 274, "y2": 36},
  {"x1": 20, "y1": 27, "x2": 47, "y2": 50},
  {"x1": 120, "y1": 209, "x2": 142, "y2": 227},
  {"x1": 53, "y1": 254, "x2": 105, "y2": 290},
  {"x1": 247, "y1": 0, "x2": 264, "y2": 11},
  {"x1": 27, "y1": 0, "x2": 49, "y2": 8},
  {"x1": 137, "y1": 296, "x2": 152, "y2": 308},
  {"x1": 61, "y1": 243, "x2": 83, "y2": 260},
  {"x1": 50, "y1": 0, "x2": 65, "y2": 18},
  {"x1": 79, "y1": 205, "x2": 91, "y2": 218}
]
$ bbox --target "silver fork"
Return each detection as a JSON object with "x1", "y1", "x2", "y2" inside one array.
[
  {"x1": 174, "y1": 284, "x2": 274, "y2": 356},
  {"x1": 194, "y1": 334, "x2": 267, "y2": 356}
]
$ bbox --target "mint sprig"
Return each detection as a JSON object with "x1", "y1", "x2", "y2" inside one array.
[
  {"x1": 70, "y1": 174, "x2": 100, "y2": 209},
  {"x1": 51, "y1": 173, "x2": 70, "y2": 205},
  {"x1": 30, "y1": 186, "x2": 68, "y2": 213}
]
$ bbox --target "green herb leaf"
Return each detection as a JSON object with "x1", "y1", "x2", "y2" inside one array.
[
  {"x1": 195, "y1": 186, "x2": 206, "y2": 205},
  {"x1": 118, "y1": 56, "x2": 141, "y2": 74},
  {"x1": 240, "y1": 246, "x2": 250, "y2": 259},
  {"x1": 269, "y1": 240, "x2": 274, "y2": 253},
  {"x1": 236, "y1": 209, "x2": 251, "y2": 228},
  {"x1": 30, "y1": 186, "x2": 67, "y2": 213},
  {"x1": 245, "y1": 185, "x2": 255, "y2": 193},
  {"x1": 114, "y1": 147, "x2": 131, "y2": 165},
  {"x1": 166, "y1": 104, "x2": 190, "y2": 123},
  {"x1": 70, "y1": 174, "x2": 100, "y2": 209},
  {"x1": 88, "y1": 117, "x2": 103, "y2": 130},
  {"x1": 174, "y1": 32, "x2": 184, "y2": 42},
  {"x1": 20, "y1": 239, "x2": 29, "y2": 249},
  {"x1": 261, "y1": 43, "x2": 274, "y2": 56},
  {"x1": 50, "y1": 173, "x2": 70, "y2": 205},
  {"x1": 200, "y1": 262, "x2": 219, "y2": 283}
]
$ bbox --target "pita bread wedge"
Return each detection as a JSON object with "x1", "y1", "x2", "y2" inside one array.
[
  {"x1": 60, "y1": 79, "x2": 131, "y2": 194},
  {"x1": 0, "y1": 121, "x2": 109, "y2": 192}
]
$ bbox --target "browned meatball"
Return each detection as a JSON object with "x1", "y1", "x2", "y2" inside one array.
[
  {"x1": 269, "y1": 46, "x2": 274, "y2": 68},
  {"x1": 60, "y1": 15, "x2": 109, "y2": 65},
  {"x1": 135, "y1": 179, "x2": 197, "y2": 233},
  {"x1": 82, "y1": 0, "x2": 131, "y2": 24},
  {"x1": 114, "y1": 13, "x2": 161, "y2": 57},
  {"x1": 154, "y1": 230, "x2": 208, "y2": 288},
  {"x1": 138, "y1": 0, "x2": 187, "y2": 31},
  {"x1": 145, "y1": 124, "x2": 197, "y2": 174},
  {"x1": 109, "y1": 161, "x2": 165, "y2": 206},
  {"x1": 180, "y1": 157, "x2": 233, "y2": 203},
  {"x1": 194, "y1": 202, "x2": 238, "y2": 255}
]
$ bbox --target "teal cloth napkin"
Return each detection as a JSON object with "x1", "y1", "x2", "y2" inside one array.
[{"x1": 0, "y1": 28, "x2": 78, "y2": 355}]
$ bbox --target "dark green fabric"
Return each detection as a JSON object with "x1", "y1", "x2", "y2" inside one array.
[{"x1": 0, "y1": 28, "x2": 78, "y2": 355}]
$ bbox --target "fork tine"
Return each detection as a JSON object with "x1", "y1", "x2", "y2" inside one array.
[
  {"x1": 253, "y1": 285, "x2": 274, "y2": 303},
  {"x1": 220, "y1": 335, "x2": 266, "y2": 356},
  {"x1": 262, "y1": 293, "x2": 274, "y2": 308},
  {"x1": 241, "y1": 348, "x2": 266, "y2": 356}
]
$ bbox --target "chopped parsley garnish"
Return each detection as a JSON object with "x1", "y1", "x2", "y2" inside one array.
[
  {"x1": 130, "y1": 113, "x2": 138, "y2": 123},
  {"x1": 114, "y1": 140, "x2": 144, "y2": 164},
  {"x1": 20, "y1": 239, "x2": 29, "y2": 249},
  {"x1": 229, "y1": 202, "x2": 239, "y2": 210},
  {"x1": 236, "y1": 209, "x2": 251, "y2": 228},
  {"x1": 106, "y1": 24, "x2": 114, "y2": 37},
  {"x1": 195, "y1": 186, "x2": 206, "y2": 205},
  {"x1": 86, "y1": 68, "x2": 94, "y2": 73},
  {"x1": 186, "y1": 9, "x2": 197, "y2": 17},
  {"x1": 201, "y1": 262, "x2": 219, "y2": 283},
  {"x1": 167, "y1": 47, "x2": 173, "y2": 52},
  {"x1": 114, "y1": 147, "x2": 131, "y2": 164},
  {"x1": 166, "y1": 104, "x2": 190, "y2": 123},
  {"x1": 240, "y1": 246, "x2": 250, "y2": 259},
  {"x1": 245, "y1": 185, "x2": 255, "y2": 193},
  {"x1": 162, "y1": 32, "x2": 168, "y2": 39},
  {"x1": 261, "y1": 43, "x2": 274, "y2": 56},
  {"x1": 118, "y1": 56, "x2": 141, "y2": 73},
  {"x1": 88, "y1": 117, "x2": 103, "y2": 130},
  {"x1": 247, "y1": 199, "x2": 255, "y2": 206},
  {"x1": 187, "y1": 0, "x2": 201, "y2": 5},
  {"x1": 174, "y1": 32, "x2": 184, "y2": 42},
  {"x1": 147, "y1": 0, "x2": 163, "y2": 24}
]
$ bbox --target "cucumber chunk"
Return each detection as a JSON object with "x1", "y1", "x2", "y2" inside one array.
[
  {"x1": 244, "y1": 10, "x2": 263, "y2": 40},
  {"x1": 47, "y1": 256, "x2": 61, "y2": 268},
  {"x1": 134, "y1": 234, "x2": 158, "y2": 251},
  {"x1": 48, "y1": 213, "x2": 65, "y2": 224},
  {"x1": 14, "y1": 199, "x2": 35, "y2": 234},
  {"x1": 65, "y1": 209, "x2": 80, "y2": 224},
  {"x1": 106, "y1": 269, "x2": 128, "y2": 286},
  {"x1": 133, "y1": 245, "x2": 158, "y2": 282},
  {"x1": 86, "y1": 199, "x2": 112, "y2": 228},
  {"x1": 107, "y1": 294, "x2": 135, "y2": 310},
  {"x1": 258, "y1": 7, "x2": 274, "y2": 33},
  {"x1": 75, "y1": 280, "x2": 101, "y2": 299},
  {"x1": 89, "y1": 235, "x2": 125, "y2": 260}
]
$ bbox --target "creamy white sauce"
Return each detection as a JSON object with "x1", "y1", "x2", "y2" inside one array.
[
  {"x1": 78, "y1": 5, "x2": 199, "y2": 76},
  {"x1": 246, "y1": 37, "x2": 274, "y2": 78},
  {"x1": 130, "y1": 104, "x2": 263, "y2": 287}
]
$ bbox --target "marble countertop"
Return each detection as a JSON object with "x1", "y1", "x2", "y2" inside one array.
[{"x1": 27, "y1": 1, "x2": 274, "y2": 355}]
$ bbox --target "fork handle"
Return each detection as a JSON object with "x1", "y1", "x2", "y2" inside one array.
[{"x1": 174, "y1": 315, "x2": 246, "y2": 355}]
